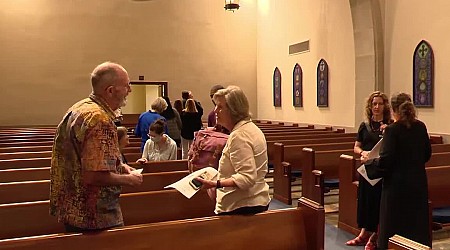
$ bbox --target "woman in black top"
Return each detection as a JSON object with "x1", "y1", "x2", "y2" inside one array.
[
  {"x1": 180, "y1": 99, "x2": 202, "y2": 159},
  {"x1": 160, "y1": 96, "x2": 182, "y2": 147},
  {"x1": 363, "y1": 93, "x2": 431, "y2": 249},
  {"x1": 346, "y1": 91, "x2": 391, "y2": 250}
]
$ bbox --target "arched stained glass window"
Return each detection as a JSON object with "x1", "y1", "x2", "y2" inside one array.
[
  {"x1": 273, "y1": 67, "x2": 282, "y2": 107},
  {"x1": 317, "y1": 59, "x2": 329, "y2": 107},
  {"x1": 413, "y1": 40, "x2": 434, "y2": 107},
  {"x1": 293, "y1": 64, "x2": 303, "y2": 107}
]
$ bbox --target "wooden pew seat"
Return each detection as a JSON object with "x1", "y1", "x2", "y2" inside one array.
[
  {"x1": 0, "y1": 170, "x2": 189, "y2": 204},
  {"x1": 0, "y1": 160, "x2": 188, "y2": 183},
  {"x1": 0, "y1": 207, "x2": 320, "y2": 250},
  {"x1": 0, "y1": 189, "x2": 215, "y2": 240}
]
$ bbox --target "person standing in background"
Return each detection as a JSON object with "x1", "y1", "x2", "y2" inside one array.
[
  {"x1": 207, "y1": 84, "x2": 224, "y2": 127},
  {"x1": 135, "y1": 97, "x2": 168, "y2": 151},
  {"x1": 346, "y1": 91, "x2": 391, "y2": 250},
  {"x1": 362, "y1": 92, "x2": 431, "y2": 249},
  {"x1": 181, "y1": 90, "x2": 203, "y2": 117},
  {"x1": 180, "y1": 99, "x2": 202, "y2": 159},
  {"x1": 160, "y1": 96, "x2": 182, "y2": 147}
]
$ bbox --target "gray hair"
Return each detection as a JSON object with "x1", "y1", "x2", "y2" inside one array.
[
  {"x1": 151, "y1": 97, "x2": 168, "y2": 113},
  {"x1": 213, "y1": 85, "x2": 250, "y2": 123},
  {"x1": 91, "y1": 62, "x2": 126, "y2": 93}
]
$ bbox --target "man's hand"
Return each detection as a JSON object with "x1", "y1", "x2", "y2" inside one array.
[
  {"x1": 128, "y1": 173, "x2": 143, "y2": 187},
  {"x1": 121, "y1": 164, "x2": 135, "y2": 174}
]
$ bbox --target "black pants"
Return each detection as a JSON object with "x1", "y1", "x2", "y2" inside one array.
[
  {"x1": 218, "y1": 205, "x2": 269, "y2": 216},
  {"x1": 64, "y1": 223, "x2": 124, "y2": 233}
]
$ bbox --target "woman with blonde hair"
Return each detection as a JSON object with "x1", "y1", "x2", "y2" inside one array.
[
  {"x1": 180, "y1": 99, "x2": 202, "y2": 159},
  {"x1": 195, "y1": 86, "x2": 270, "y2": 215}
]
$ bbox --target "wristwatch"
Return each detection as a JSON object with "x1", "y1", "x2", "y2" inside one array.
[{"x1": 216, "y1": 180, "x2": 222, "y2": 188}]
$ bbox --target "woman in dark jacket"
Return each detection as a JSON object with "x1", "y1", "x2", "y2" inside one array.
[
  {"x1": 180, "y1": 99, "x2": 202, "y2": 159},
  {"x1": 362, "y1": 92, "x2": 431, "y2": 249},
  {"x1": 160, "y1": 96, "x2": 182, "y2": 147}
]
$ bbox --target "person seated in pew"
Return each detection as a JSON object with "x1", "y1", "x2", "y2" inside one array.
[
  {"x1": 136, "y1": 119, "x2": 177, "y2": 163},
  {"x1": 195, "y1": 86, "x2": 271, "y2": 215},
  {"x1": 362, "y1": 92, "x2": 431, "y2": 249},
  {"x1": 346, "y1": 91, "x2": 392, "y2": 250},
  {"x1": 117, "y1": 126, "x2": 130, "y2": 164},
  {"x1": 50, "y1": 62, "x2": 143, "y2": 233}
]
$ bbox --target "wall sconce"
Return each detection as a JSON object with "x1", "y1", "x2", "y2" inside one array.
[{"x1": 224, "y1": 0, "x2": 240, "y2": 12}]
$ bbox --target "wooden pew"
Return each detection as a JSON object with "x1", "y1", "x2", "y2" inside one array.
[
  {"x1": 0, "y1": 145, "x2": 53, "y2": 153},
  {"x1": 0, "y1": 166, "x2": 327, "y2": 250},
  {"x1": 0, "y1": 160, "x2": 189, "y2": 181},
  {"x1": 272, "y1": 142, "x2": 354, "y2": 204},
  {"x1": 388, "y1": 235, "x2": 431, "y2": 250},
  {"x1": 0, "y1": 189, "x2": 215, "y2": 240},
  {"x1": 301, "y1": 148, "x2": 354, "y2": 199},
  {"x1": 0, "y1": 157, "x2": 50, "y2": 170},
  {"x1": 0, "y1": 207, "x2": 321, "y2": 250},
  {"x1": 0, "y1": 170, "x2": 189, "y2": 204},
  {"x1": 267, "y1": 135, "x2": 355, "y2": 165},
  {"x1": 0, "y1": 167, "x2": 50, "y2": 183},
  {"x1": 0, "y1": 155, "x2": 188, "y2": 170},
  {"x1": 265, "y1": 130, "x2": 349, "y2": 142},
  {"x1": 0, "y1": 151, "x2": 52, "y2": 160},
  {"x1": 0, "y1": 140, "x2": 143, "y2": 149},
  {"x1": 0, "y1": 136, "x2": 142, "y2": 145},
  {"x1": 338, "y1": 148, "x2": 450, "y2": 235}
]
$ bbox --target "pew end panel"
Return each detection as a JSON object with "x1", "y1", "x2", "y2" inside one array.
[
  {"x1": 272, "y1": 143, "x2": 292, "y2": 205},
  {"x1": 337, "y1": 154, "x2": 360, "y2": 235},
  {"x1": 297, "y1": 169, "x2": 325, "y2": 250},
  {"x1": 388, "y1": 234, "x2": 431, "y2": 250}
]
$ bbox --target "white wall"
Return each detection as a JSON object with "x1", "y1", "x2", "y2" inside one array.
[
  {"x1": 0, "y1": 0, "x2": 257, "y2": 126},
  {"x1": 256, "y1": 0, "x2": 356, "y2": 128},
  {"x1": 385, "y1": 0, "x2": 450, "y2": 135}
]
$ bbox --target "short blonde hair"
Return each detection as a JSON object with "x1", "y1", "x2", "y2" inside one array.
[
  {"x1": 213, "y1": 85, "x2": 250, "y2": 123},
  {"x1": 151, "y1": 97, "x2": 168, "y2": 113}
]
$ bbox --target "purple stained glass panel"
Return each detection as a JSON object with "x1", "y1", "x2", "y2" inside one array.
[
  {"x1": 413, "y1": 40, "x2": 434, "y2": 107},
  {"x1": 273, "y1": 67, "x2": 282, "y2": 107},
  {"x1": 317, "y1": 59, "x2": 328, "y2": 107},
  {"x1": 293, "y1": 64, "x2": 303, "y2": 107}
]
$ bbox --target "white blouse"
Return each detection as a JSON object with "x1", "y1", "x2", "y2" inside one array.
[
  {"x1": 141, "y1": 134, "x2": 177, "y2": 161},
  {"x1": 215, "y1": 120, "x2": 271, "y2": 214}
]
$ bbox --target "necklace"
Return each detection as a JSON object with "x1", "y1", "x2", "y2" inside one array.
[{"x1": 370, "y1": 120, "x2": 383, "y2": 132}]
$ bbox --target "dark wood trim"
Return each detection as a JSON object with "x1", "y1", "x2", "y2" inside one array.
[{"x1": 130, "y1": 81, "x2": 168, "y2": 96}]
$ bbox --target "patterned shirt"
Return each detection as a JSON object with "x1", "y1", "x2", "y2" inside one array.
[{"x1": 50, "y1": 94, "x2": 124, "y2": 229}]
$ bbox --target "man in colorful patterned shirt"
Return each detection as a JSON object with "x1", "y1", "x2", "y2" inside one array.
[{"x1": 50, "y1": 62, "x2": 143, "y2": 232}]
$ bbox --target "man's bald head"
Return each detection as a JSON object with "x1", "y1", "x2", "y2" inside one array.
[{"x1": 91, "y1": 62, "x2": 128, "y2": 94}]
